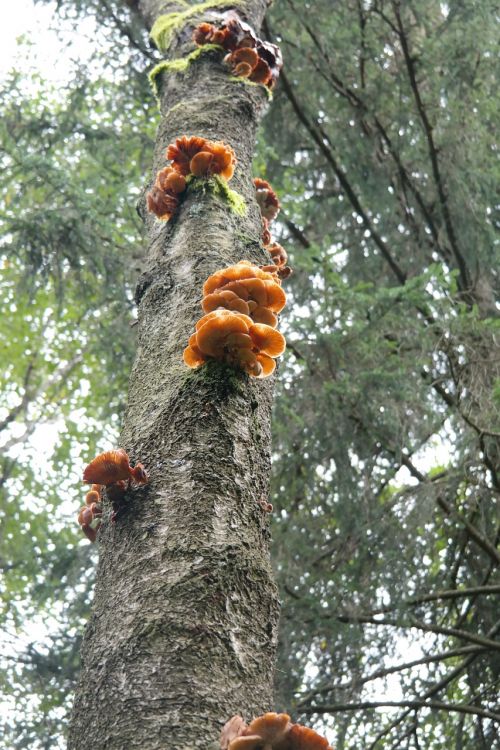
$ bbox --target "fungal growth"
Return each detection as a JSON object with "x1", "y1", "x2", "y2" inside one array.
[
  {"x1": 147, "y1": 136, "x2": 240, "y2": 221},
  {"x1": 76, "y1": 450, "x2": 148, "y2": 542},
  {"x1": 253, "y1": 177, "x2": 292, "y2": 279},
  {"x1": 193, "y1": 13, "x2": 283, "y2": 89},
  {"x1": 220, "y1": 713, "x2": 333, "y2": 750}
]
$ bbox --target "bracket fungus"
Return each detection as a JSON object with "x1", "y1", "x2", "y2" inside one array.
[
  {"x1": 192, "y1": 14, "x2": 283, "y2": 89},
  {"x1": 254, "y1": 178, "x2": 280, "y2": 222},
  {"x1": 147, "y1": 164, "x2": 187, "y2": 222},
  {"x1": 83, "y1": 448, "x2": 148, "y2": 487},
  {"x1": 220, "y1": 713, "x2": 333, "y2": 750},
  {"x1": 184, "y1": 308, "x2": 285, "y2": 378},
  {"x1": 202, "y1": 261, "x2": 286, "y2": 327},
  {"x1": 77, "y1": 486, "x2": 103, "y2": 543},
  {"x1": 77, "y1": 450, "x2": 148, "y2": 542},
  {"x1": 148, "y1": 135, "x2": 240, "y2": 221},
  {"x1": 253, "y1": 178, "x2": 292, "y2": 278}
]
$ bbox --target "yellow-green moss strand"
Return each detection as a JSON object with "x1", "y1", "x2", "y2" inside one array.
[{"x1": 150, "y1": 1, "x2": 242, "y2": 53}]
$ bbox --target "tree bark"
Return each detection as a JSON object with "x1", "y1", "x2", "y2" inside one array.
[{"x1": 68, "y1": 2, "x2": 280, "y2": 748}]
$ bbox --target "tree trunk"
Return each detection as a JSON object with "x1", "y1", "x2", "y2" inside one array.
[{"x1": 68, "y1": 2, "x2": 280, "y2": 748}]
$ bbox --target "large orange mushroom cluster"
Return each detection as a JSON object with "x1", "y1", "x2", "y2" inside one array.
[
  {"x1": 147, "y1": 136, "x2": 236, "y2": 222},
  {"x1": 193, "y1": 14, "x2": 282, "y2": 89},
  {"x1": 221, "y1": 713, "x2": 333, "y2": 750},
  {"x1": 254, "y1": 178, "x2": 291, "y2": 280},
  {"x1": 77, "y1": 449, "x2": 148, "y2": 542},
  {"x1": 183, "y1": 261, "x2": 286, "y2": 378}
]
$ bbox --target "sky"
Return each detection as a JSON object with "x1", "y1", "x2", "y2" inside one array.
[{"x1": 0, "y1": 0, "x2": 97, "y2": 83}]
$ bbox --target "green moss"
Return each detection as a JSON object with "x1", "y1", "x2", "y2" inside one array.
[
  {"x1": 148, "y1": 44, "x2": 223, "y2": 103},
  {"x1": 187, "y1": 174, "x2": 247, "y2": 216},
  {"x1": 228, "y1": 75, "x2": 274, "y2": 100},
  {"x1": 150, "y1": 1, "x2": 242, "y2": 53}
]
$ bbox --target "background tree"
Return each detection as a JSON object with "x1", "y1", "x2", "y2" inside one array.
[{"x1": 1, "y1": 1, "x2": 499, "y2": 748}]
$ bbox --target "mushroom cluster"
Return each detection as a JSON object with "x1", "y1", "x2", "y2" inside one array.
[
  {"x1": 77, "y1": 484, "x2": 103, "y2": 543},
  {"x1": 193, "y1": 14, "x2": 282, "y2": 89},
  {"x1": 147, "y1": 136, "x2": 236, "y2": 221},
  {"x1": 77, "y1": 449, "x2": 148, "y2": 542},
  {"x1": 221, "y1": 713, "x2": 333, "y2": 750},
  {"x1": 253, "y1": 178, "x2": 291, "y2": 279},
  {"x1": 183, "y1": 260, "x2": 287, "y2": 378}
]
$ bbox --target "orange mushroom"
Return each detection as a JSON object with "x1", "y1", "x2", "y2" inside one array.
[
  {"x1": 221, "y1": 716, "x2": 247, "y2": 750},
  {"x1": 221, "y1": 713, "x2": 333, "y2": 750},
  {"x1": 268, "y1": 242, "x2": 287, "y2": 267},
  {"x1": 249, "y1": 324, "x2": 286, "y2": 357},
  {"x1": 286, "y1": 724, "x2": 333, "y2": 750},
  {"x1": 224, "y1": 46, "x2": 259, "y2": 78},
  {"x1": 249, "y1": 57, "x2": 273, "y2": 86},
  {"x1": 203, "y1": 261, "x2": 277, "y2": 296},
  {"x1": 155, "y1": 166, "x2": 187, "y2": 195},
  {"x1": 83, "y1": 449, "x2": 148, "y2": 486},
  {"x1": 192, "y1": 22, "x2": 217, "y2": 46},
  {"x1": 85, "y1": 489, "x2": 100, "y2": 506},
  {"x1": 262, "y1": 217, "x2": 272, "y2": 246},
  {"x1": 204, "y1": 140, "x2": 236, "y2": 181},
  {"x1": 254, "y1": 178, "x2": 280, "y2": 222},
  {"x1": 167, "y1": 135, "x2": 209, "y2": 175},
  {"x1": 147, "y1": 187, "x2": 179, "y2": 221},
  {"x1": 202, "y1": 289, "x2": 251, "y2": 316},
  {"x1": 190, "y1": 150, "x2": 216, "y2": 177},
  {"x1": 196, "y1": 310, "x2": 253, "y2": 357}
]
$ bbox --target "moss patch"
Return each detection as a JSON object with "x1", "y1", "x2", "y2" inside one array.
[
  {"x1": 148, "y1": 44, "x2": 223, "y2": 103},
  {"x1": 187, "y1": 174, "x2": 247, "y2": 216},
  {"x1": 150, "y1": 1, "x2": 242, "y2": 53}
]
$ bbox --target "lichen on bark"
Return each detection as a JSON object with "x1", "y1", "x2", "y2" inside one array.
[{"x1": 68, "y1": 2, "x2": 280, "y2": 749}]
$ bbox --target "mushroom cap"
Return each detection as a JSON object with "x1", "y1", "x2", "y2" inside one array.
[
  {"x1": 195, "y1": 309, "x2": 254, "y2": 332},
  {"x1": 183, "y1": 344, "x2": 206, "y2": 368},
  {"x1": 204, "y1": 262, "x2": 276, "y2": 296},
  {"x1": 221, "y1": 715, "x2": 248, "y2": 750},
  {"x1": 202, "y1": 290, "x2": 250, "y2": 316},
  {"x1": 77, "y1": 505, "x2": 92, "y2": 526},
  {"x1": 249, "y1": 324, "x2": 286, "y2": 357},
  {"x1": 167, "y1": 136, "x2": 208, "y2": 175},
  {"x1": 155, "y1": 166, "x2": 187, "y2": 195},
  {"x1": 85, "y1": 490, "x2": 100, "y2": 506},
  {"x1": 81, "y1": 524, "x2": 98, "y2": 543},
  {"x1": 146, "y1": 187, "x2": 179, "y2": 221},
  {"x1": 233, "y1": 348, "x2": 262, "y2": 377},
  {"x1": 190, "y1": 150, "x2": 215, "y2": 177},
  {"x1": 192, "y1": 22, "x2": 216, "y2": 46},
  {"x1": 268, "y1": 243, "x2": 287, "y2": 266},
  {"x1": 224, "y1": 332, "x2": 254, "y2": 349},
  {"x1": 246, "y1": 713, "x2": 292, "y2": 744},
  {"x1": 249, "y1": 58, "x2": 273, "y2": 86},
  {"x1": 255, "y1": 353, "x2": 276, "y2": 377},
  {"x1": 233, "y1": 61, "x2": 254, "y2": 78},
  {"x1": 254, "y1": 178, "x2": 280, "y2": 222},
  {"x1": 83, "y1": 449, "x2": 131, "y2": 485},
  {"x1": 263, "y1": 280, "x2": 286, "y2": 312},
  {"x1": 286, "y1": 724, "x2": 333, "y2": 750},
  {"x1": 231, "y1": 46, "x2": 259, "y2": 67},
  {"x1": 205, "y1": 140, "x2": 236, "y2": 181},
  {"x1": 251, "y1": 306, "x2": 278, "y2": 327},
  {"x1": 196, "y1": 310, "x2": 252, "y2": 357}
]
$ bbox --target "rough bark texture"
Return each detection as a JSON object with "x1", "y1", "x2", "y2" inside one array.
[{"x1": 68, "y1": 2, "x2": 280, "y2": 749}]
